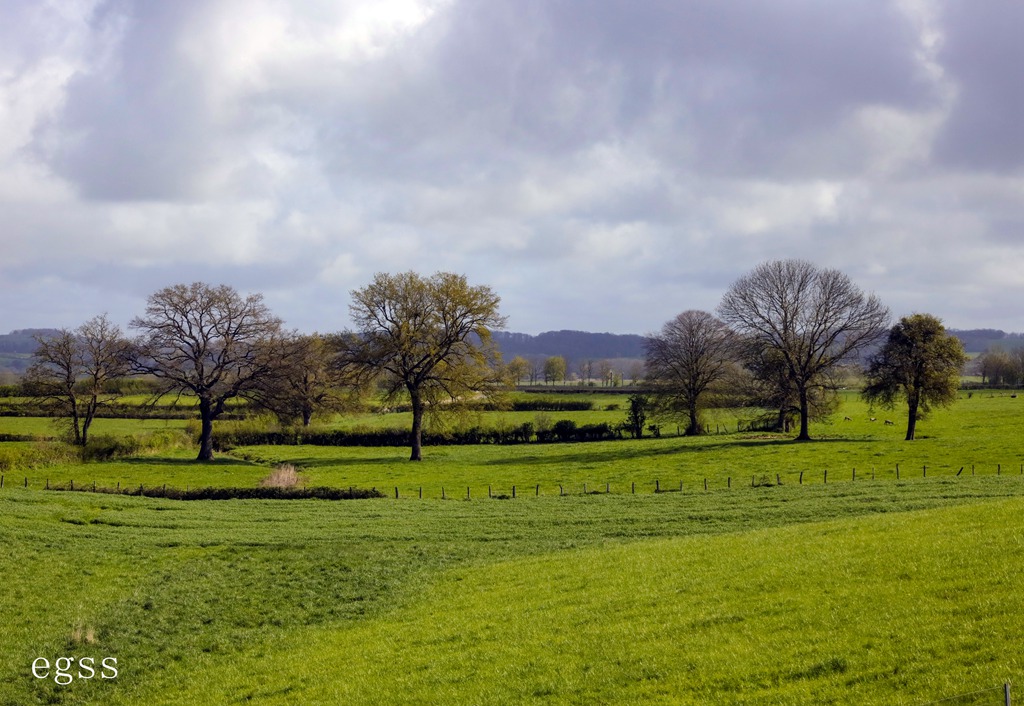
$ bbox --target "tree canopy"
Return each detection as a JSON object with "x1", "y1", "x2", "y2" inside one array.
[
  {"x1": 719, "y1": 259, "x2": 889, "y2": 440},
  {"x1": 341, "y1": 271, "x2": 506, "y2": 461},
  {"x1": 863, "y1": 313, "x2": 967, "y2": 441},
  {"x1": 129, "y1": 282, "x2": 284, "y2": 461},
  {"x1": 645, "y1": 310, "x2": 736, "y2": 436},
  {"x1": 25, "y1": 314, "x2": 130, "y2": 445}
]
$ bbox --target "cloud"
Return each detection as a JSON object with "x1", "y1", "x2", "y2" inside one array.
[
  {"x1": 2, "y1": 0, "x2": 1024, "y2": 336},
  {"x1": 933, "y1": 0, "x2": 1024, "y2": 171}
]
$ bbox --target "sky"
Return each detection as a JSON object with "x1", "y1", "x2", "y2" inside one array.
[{"x1": 2, "y1": 0, "x2": 1023, "y2": 336}]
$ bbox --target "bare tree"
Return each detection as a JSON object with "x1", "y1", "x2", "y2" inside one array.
[
  {"x1": 863, "y1": 314, "x2": 968, "y2": 440},
  {"x1": 129, "y1": 283, "x2": 284, "y2": 461},
  {"x1": 340, "y1": 271, "x2": 506, "y2": 461},
  {"x1": 579, "y1": 359, "x2": 594, "y2": 385},
  {"x1": 645, "y1": 310, "x2": 736, "y2": 435},
  {"x1": 719, "y1": 259, "x2": 889, "y2": 440},
  {"x1": 25, "y1": 314, "x2": 130, "y2": 445},
  {"x1": 251, "y1": 333, "x2": 354, "y2": 427}
]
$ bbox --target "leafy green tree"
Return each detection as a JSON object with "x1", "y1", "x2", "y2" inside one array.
[
  {"x1": 25, "y1": 314, "x2": 130, "y2": 445},
  {"x1": 863, "y1": 314, "x2": 967, "y2": 441},
  {"x1": 130, "y1": 283, "x2": 284, "y2": 461},
  {"x1": 505, "y1": 355, "x2": 531, "y2": 385},
  {"x1": 543, "y1": 355, "x2": 567, "y2": 384},
  {"x1": 624, "y1": 393, "x2": 649, "y2": 439},
  {"x1": 341, "y1": 271, "x2": 506, "y2": 461}
]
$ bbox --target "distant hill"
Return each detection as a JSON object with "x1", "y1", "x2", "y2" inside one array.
[
  {"x1": 0, "y1": 329, "x2": 60, "y2": 374},
  {"x1": 0, "y1": 329, "x2": 59, "y2": 354},
  {"x1": 492, "y1": 330, "x2": 648, "y2": 362},
  {"x1": 948, "y1": 329, "x2": 1024, "y2": 354}
]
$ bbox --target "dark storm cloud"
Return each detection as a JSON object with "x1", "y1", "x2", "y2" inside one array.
[{"x1": 934, "y1": 0, "x2": 1024, "y2": 171}]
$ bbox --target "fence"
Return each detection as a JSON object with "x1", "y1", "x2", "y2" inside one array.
[{"x1": 4, "y1": 461, "x2": 1022, "y2": 501}]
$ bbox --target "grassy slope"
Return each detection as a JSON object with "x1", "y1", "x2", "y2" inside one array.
[
  {"x1": 2, "y1": 479, "x2": 1024, "y2": 705},
  {"x1": 157, "y1": 499, "x2": 1024, "y2": 706}
]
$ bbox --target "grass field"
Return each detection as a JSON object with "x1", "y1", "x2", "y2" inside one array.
[
  {"x1": 0, "y1": 389, "x2": 1022, "y2": 704},
  {"x1": 3, "y1": 393, "x2": 1020, "y2": 497},
  {"x1": 2, "y1": 480, "x2": 1023, "y2": 705}
]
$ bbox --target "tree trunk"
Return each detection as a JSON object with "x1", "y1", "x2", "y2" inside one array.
[
  {"x1": 905, "y1": 393, "x2": 919, "y2": 441},
  {"x1": 198, "y1": 397, "x2": 215, "y2": 461},
  {"x1": 70, "y1": 396, "x2": 83, "y2": 446},
  {"x1": 796, "y1": 387, "x2": 811, "y2": 441},
  {"x1": 409, "y1": 389, "x2": 424, "y2": 461},
  {"x1": 302, "y1": 407, "x2": 313, "y2": 427},
  {"x1": 686, "y1": 405, "x2": 700, "y2": 436}
]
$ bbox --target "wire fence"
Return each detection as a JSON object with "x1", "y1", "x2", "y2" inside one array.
[{"x1": 3, "y1": 460, "x2": 1023, "y2": 501}]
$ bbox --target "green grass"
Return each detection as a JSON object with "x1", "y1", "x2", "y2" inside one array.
[
  {"x1": 1, "y1": 389, "x2": 1023, "y2": 704},
  {"x1": 1, "y1": 480, "x2": 1023, "y2": 705},
  {"x1": 4, "y1": 392, "x2": 1021, "y2": 494},
  {"x1": 0, "y1": 416, "x2": 190, "y2": 438}
]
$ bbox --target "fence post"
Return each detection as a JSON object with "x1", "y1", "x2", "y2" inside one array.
[
  {"x1": 488, "y1": 485, "x2": 492, "y2": 498},
  {"x1": 632, "y1": 481, "x2": 635, "y2": 494},
  {"x1": 467, "y1": 487, "x2": 471, "y2": 500},
  {"x1": 1005, "y1": 682, "x2": 1011, "y2": 706},
  {"x1": 704, "y1": 478, "x2": 708, "y2": 490},
  {"x1": 824, "y1": 470, "x2": 827, "y2": 484},
  {"x1": 728, "y1": 477, "x2": 731, "y2": 488},
  {"x1": 24, "y1": 477, "x2": 27, "y2": 488},
  {"x1": 896, "y1": 464, "x2": 900, "y2": 480},
  {"x1": 655, "y1": 479, "x2": 660, "y2": 492},
  {"x1": 998, "y1": 464, "x2": 1001, "y2": 475},
  {"x1": 852, "y1": 468, "x2": 856, "y2": 481},
  {"x1": 923, "y1": 466, "x2": 926, "y2": 478},
  {"x1": 776, "y1": 473, "x2": 780, "y2": 485},
  {"x1": 442, "y1": 487, "x2": 445, "y2": 499},
  {"x1": 751, "y1": 475, "x2": 755, "y2": 488},
  {"x1": 559, "y1": 484, "x2": 563, "y2": 496},
  {"x1": 513, "y1": 486, "x2": 516, "y2": 499},
  {"x1": 419, "y1": 487, "x2": 423, "y2": 499},
  {"x1": 606, "y1": 483, "x2": 610, "y2": 494},
  {"x1": 395, "y1": 487, "x2": 399, "y2": 499},
  {"x1": 799, "y1": 471, "x2": 803, "y2": 485},
  {"x1": 536, "y1": 484, "x2": 539, "y2": 496}
]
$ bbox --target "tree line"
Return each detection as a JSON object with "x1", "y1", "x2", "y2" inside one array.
[{"x1": 26, "y1": 260, "x2": 968, "y2": 462}]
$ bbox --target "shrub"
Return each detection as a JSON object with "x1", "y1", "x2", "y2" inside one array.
[
  {"x1": 81, "y1": 435, "x2": 143, "y2": 462},
  {"x1": 552, "y1": 419, "x2": 578, "y2": 442}
]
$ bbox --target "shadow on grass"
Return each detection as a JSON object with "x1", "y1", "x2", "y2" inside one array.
[
  {"x1": 113, "y1": 456, "x2": 260, "y2": 467},
  {"x1": 244, "y1": 455, "x2": 409, "y2": 469}
]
